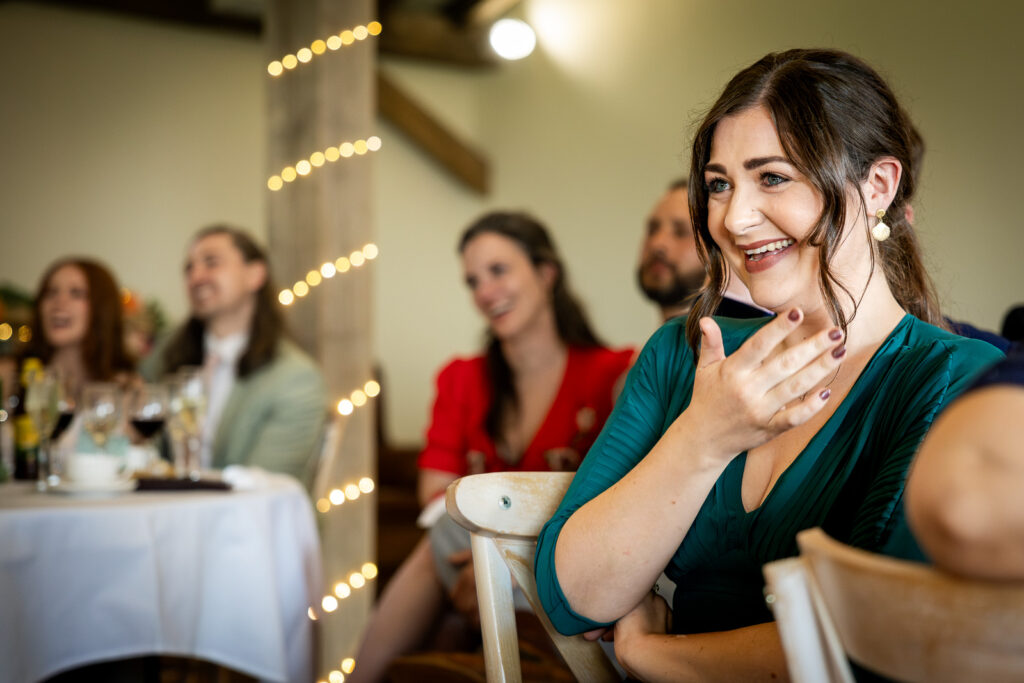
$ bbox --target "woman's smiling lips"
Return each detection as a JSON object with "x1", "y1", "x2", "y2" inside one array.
[{"x1": 737, "y1": 238, "x2": 796, "y2": 273}]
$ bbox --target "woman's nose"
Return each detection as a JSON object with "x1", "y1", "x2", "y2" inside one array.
[{"x1": 723, "y1": 187, "x2": 762, "y2": 236}]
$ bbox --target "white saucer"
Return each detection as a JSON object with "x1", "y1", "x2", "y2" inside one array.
[{"x1": 49, "y1": 479, "x2": 137, "y2": 495}]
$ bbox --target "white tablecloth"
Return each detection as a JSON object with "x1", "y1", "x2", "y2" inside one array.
[{"x1": 0, "y1": 475, "x2": 322, "y2": 683}]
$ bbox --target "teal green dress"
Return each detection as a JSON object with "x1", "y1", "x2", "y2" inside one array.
[{"x1": 535, "y1": 315, "x2": 1003, "y2": 635}]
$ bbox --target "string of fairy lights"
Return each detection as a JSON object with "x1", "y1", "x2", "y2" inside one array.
[
  {"x1": 267, "y1": 21, "x2": 382, "y2": 77},
  {"x1": 267, "y1": 136, "x2": 382, "y2": 192},
  {"x1": 278, "y1": 243, "x2": 379, "y2": 305}
]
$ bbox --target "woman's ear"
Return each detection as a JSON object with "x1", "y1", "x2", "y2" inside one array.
[
  {"x1": 863, "y1": 156, "x2": 902, "y2": 212},
  {"x1": 539, "y1": 262, "x2": 558, "y2": 290}
]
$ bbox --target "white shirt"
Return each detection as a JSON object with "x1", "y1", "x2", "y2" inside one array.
[{"x1": 201, "y1": 331, "x2": 248, "y2": 467}]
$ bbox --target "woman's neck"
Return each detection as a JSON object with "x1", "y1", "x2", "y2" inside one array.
[
  {"x1": 48, "y1": 347, "x2": 88, "y2": 395},
  {"x1": 499, "y1": 311, "x2": 566, "y2": 377},
  {"x1": 792, "y1": 269, "x2": 906, "y2": 354}
]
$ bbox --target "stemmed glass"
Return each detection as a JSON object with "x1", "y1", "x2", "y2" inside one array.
[
  {"x1": 24, "y1": 370, "x2": 58, "y2": 489},
  {"x1": 167, "y1": 367, "x2": 206, "y2": 480},
  {"x1": 81, "y1": 382, "x2": 122, "y2": 452},
  {"x1": 128, "y1": 383, "x2": 169, "y2": 469}
]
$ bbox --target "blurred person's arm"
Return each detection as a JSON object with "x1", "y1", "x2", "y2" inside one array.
[{"x1": 907, "y1": 383, "x2": 1024, "y2": 578}]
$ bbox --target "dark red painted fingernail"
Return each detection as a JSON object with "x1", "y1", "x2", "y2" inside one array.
[
  {"x1": 831, "y1": 346, "x2": 846, "y2": 359},
  {"x1": 828, "y1": 328, "x2": 842, "y2": 341},
  {"x1": 788, "y1": 308, "x2": 800, "y2": 322},
  {"x1": 819, "y1": 389, "x2": 831, "y2": 400}
]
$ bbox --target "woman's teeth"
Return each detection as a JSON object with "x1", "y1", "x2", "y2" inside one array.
[
  {"x1": 489, "y1": 302, "x2": 512, "y2": 318},
  {"x1": 744, "y1": 239, "x2": 794, "y2": 260}
]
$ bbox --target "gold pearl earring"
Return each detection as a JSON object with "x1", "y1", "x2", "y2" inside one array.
[{"x1": 871, "y1": 208, "x2": 890, "y2": 242}]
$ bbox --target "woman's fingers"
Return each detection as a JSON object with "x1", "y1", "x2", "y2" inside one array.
[
  {"x1": 759, "y1": 325, "x2": 845, "y2": 394},
  {"x1": 730, "y1": 307, "x2": 805, "y2": 368},
  {"x1": 697, "y1": 317, "x2": 726, "y2": 369}
]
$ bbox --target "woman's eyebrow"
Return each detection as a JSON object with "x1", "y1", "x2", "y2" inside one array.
[
  {"x1": 705, "y1": 163, "x2": 727, "y2": 174},
  {"x1": 744, "y1": 155, "x2": 788, "y2": 170}
]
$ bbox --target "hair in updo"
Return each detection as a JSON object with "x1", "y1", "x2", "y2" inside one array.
[{"x1": 685, "y1": 48, "x2": 945, "y2": 352}]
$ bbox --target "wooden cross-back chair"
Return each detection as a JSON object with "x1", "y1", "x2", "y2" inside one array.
[
  {"x1": 764, "y1": 527, "x2": 1024, "y2": 683},
  {"x1": 445, "y1": 472, "x2": 619, "y2": 683}
]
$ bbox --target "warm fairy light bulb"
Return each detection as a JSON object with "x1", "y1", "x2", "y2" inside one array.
[
  {"x1": 353, "y1": 25, "x2": 368, "y2": 40},
  {"x1": 321, "y1": 262, "x2": 337, "y2": 278},
  {"x1": 297, "y1": 47, "x2": 313, "y2": 63},
  {"x1": 0, "y1": 324, "x2": 12, "y2": 341},
  {"x1": 324, "y1": 146, "x2": 340, "y2": 162},
  {"x1": 334, "y1": 582, "x2": 352, "y2": 598},
  {"x1": 278, "y1": 290, "x2": 295, "y2": 306},
  {"x1": 316, "y1": 498, "x2": 331, "y2": 513},
  {"x1": 358, "y1": 477, "x2": 375, "y2": 494},
  {"x1": 267, "y1": 61, "x2": 284, "y2": 76},
  {"x1": 361, "y1": 562, "x2": 378, "y2": 579},
  {"x1": 328, "y1": 671, "x2": 344, "y2": 683},
  {"x1": 311, "y1": 39, "x2": 327, "y2": 55},
  {"x1": 489, "y1": 18, "x2": 536, "y2": 60},
  {"x1": 344, "y1": 484, "x2": 360, "y2": 500},
  {"x1": 282, "y1": 54, "x2": 298, "y2": 69},
  {"x1": 367, "y1": 21, "x2": 382, "y2": 36},
  {"x1": 306, "y1": 270, "x2": 322, "y2": 287},
  {"x1": 362, "y1": 243, "x2": 379, "y2": 259},
  {"x1": 310, "y1": 151, "x2": 326, "y2": 167},
  {"x1": 326, "y1": 35, "x2": 342, "y2": 50},
  {"x1": 19, "y1": 326, "x2": 32, "y2": 343},
  {"x1": 281, "y1": 167, "x2": 297, "y2": 182},
  {"x1": 341, "y1": 658, "x2": 356, "y2": 674},
  {"x1": 349, "y1": 251, "x2": 366, "y2": 267},
  {"x1": 340, "y1": 30, "x2": 355, "y2": 45},
  {"x1": 350, "y1": 390, "x2": 367, "y2": 407},
  {"x1": 329, "y1": 488, "x2": 345, "y2": 505},
  {"x1": 349, "y1": 573, "x2": 366, "y2": 589},
  {"x1": 335, "y1": 257, "x2": 351, "y2": 272},
  {"x1": 353, "y1": 139, "x2": 368, "y2": 155},
  {"x1": 296, "y1": 160, "x2": 312, "y2": 176},
  {"x1": 366, "y1": 136, "x2": 382, "y2": 152},
  {"x1": 267, "y1": 175, "x2": 284, "y2": 191},
  {"x1": 308, "y1": 607, "x2": 318, "y2": 621},
  {"x1": 337, "y1": 399, "x2": 354, "y2": 415},
  {"x1": 322, "y1": 596, "x2": 338, "y2": 612},
  {"x1": 293, "y1": 281, "x2": 310, "y2": 297},
  {"x1": 364, "y1": 380, "x2": 380, "y2": 397},
  {"x1": 339, "y1": 142, "x2": 354, "y2": 157}
]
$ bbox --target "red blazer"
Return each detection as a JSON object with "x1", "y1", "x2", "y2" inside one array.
[{"x1": 418, "y1": 346, "x2": 634, "y2": 476}]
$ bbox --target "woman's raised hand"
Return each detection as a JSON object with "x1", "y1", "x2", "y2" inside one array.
[{"x1": 685, "y1": 308, "x2": 845, "y2": 461}]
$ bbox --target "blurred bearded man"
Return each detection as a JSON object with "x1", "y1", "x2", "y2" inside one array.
[{"x1": 637, "y1": 179, "x2": 765, "y2": 322}]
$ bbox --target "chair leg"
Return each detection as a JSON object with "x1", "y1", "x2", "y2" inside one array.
[{"x1": 470, "y1": 533, "x2": 522, "y2": 683}]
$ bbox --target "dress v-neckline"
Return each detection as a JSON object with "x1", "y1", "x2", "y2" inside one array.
[
  {"x1": 733, "y1": 314, "x2": 912, "y2": 515},
  {"x1": 503, "y1": 348, "x2": 575, "y2": 465}
]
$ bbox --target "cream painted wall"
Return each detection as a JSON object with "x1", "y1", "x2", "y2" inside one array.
[{"x1": 2, "y1": 1, "x2": 1021, "y2": 448}]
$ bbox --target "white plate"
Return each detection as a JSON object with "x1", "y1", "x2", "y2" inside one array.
[{"x1": 49, "y1": 479, "x2": 137, "y2": 495}]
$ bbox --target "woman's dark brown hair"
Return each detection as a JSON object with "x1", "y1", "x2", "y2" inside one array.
[
  {"x1": 163, "y1": 225, "x2": 284, "y2": 378},
  {"x1": 686, "y1": 48, "x2": 945, "y2": 352},
  {"x1": 26, "y1": 258, "x2": 135, "y2": 380},
  {"x1": 458, "y1": 212, "x2": 603, "y2": 446}
]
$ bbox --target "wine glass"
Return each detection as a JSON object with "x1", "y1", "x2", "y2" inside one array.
[
  {"x1": 81, "y1": 382, "x2": 122, "y2": 452},
  {"x1": 24, "y1": 370, "x2": 58, "y2": 489},
  {"x1": 128, "y1": 383, "x2": 168, "y2": 470},
  {"x1": 167, "y1": 367, "x2": 206, "y2": 480}
]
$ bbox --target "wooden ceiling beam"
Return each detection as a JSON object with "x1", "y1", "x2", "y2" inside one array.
[
  {"x1": 377, "y1": 70, "x2": 489, "y2": 194},
  {"x1": 377, "y1": 8, "x2": 496, "y2": 67}
]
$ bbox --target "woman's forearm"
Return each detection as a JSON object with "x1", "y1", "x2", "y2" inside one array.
[
  {"x1": 554, "y1": 410, "x2": 730, "y2": 623},
  {"x1": 616, "y1": 621, "x2": 789, "y2": 683}
]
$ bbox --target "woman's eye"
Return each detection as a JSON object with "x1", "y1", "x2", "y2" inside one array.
[
  {"x1": 705, "y1": 177, "x2": 729, "y2": 194},
  {"x1": 489, "y1": 264, "x2": 506, "y2": 277},
  {"x1": 761, "y1": 172, "x2": 788, "y2": 187},
  {"x1": 465, "y1": 276, "x2": 477, "y2": 290}
]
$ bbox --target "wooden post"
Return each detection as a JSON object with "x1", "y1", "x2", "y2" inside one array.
[{"x1": 265, "y1": 0, "x2": 376, "y2": 674}]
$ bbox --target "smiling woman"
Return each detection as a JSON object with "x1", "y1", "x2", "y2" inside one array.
[
  {"x1": 533, "y1": 49, "x2": 1003, "y2": 682},
  {"x1": 349, "y1": 212, "x2": 633, "y2": 683}
]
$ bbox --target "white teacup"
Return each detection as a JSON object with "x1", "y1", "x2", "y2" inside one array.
[{"x1": 66, "y1": 453, "x2": 127, "y2": 485}]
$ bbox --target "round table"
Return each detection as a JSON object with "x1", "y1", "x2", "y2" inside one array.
[{"x1": 0, "y1": 474, "x2": 322, "y2": 683}]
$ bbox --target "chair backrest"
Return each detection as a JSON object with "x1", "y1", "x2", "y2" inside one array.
[
  {"x1": 446, "y1": 472, "x2": 619, "y2": 683},
  {"x1": 764, "y1": 527, "x2": 1024, "y2": 683},
  {"x1": 311, "y1": 412, "x2": 346, "y2": 501}
]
